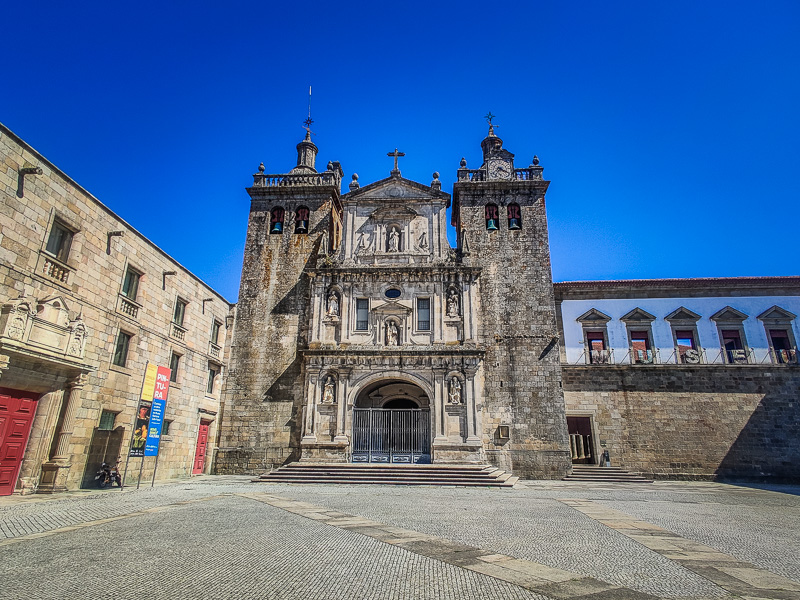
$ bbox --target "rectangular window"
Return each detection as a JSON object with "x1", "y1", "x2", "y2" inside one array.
[
  {"x1": 769, "y1": 329, "x2": 796, "y2": 364},
  {"x1": 169, "y1": 352, "x2": 181, "y2": 382},
  {"x1": 675, "y1": 329, "x2": 700, "y2": 363},
  {"x1": 417, "y1": 298, "x2": 431, "y2": 331},
  {"x1": 721, "y1": 329, "x2": 747, "y2": 363},
  {"x1": 675, "y1": 330, "x2": 695, "y2": 350},
  {"x1": 630, "y1": 331, "x2": 652, "y2": 364},
  {"x1": 207, "y1": 366, "x2": 218, "y2": 394},
  {"x1": 355, "y1": 299, "x2": 369, "y2": 331},
  {"x1": 45, "y1": 220, "x2": 73, "y2": 262},
  {"x1": 121, "y1": 267, "x2": 140, "y2": 300},
  {"x1": 210, "y1": 320, "x2": 221, "y2": 345},
  {"x1": 163, "y1": 420, "x2": 172, "y2": 436},
  {"x1": 98, "y1": 410, "x2": 117, "y2": 431},
  {"x1": 173, "y1": 299, "x2": 187, "y2": 327},
  {"x1": 112, "y1": 331, "x2": 132, "y2": 367},
  {"x1": 586, "y1": 331, "x2": 609, "y2": 364}
]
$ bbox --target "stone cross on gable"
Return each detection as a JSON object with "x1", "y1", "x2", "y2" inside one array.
[{"x1": 387, "y1": 148, "x2": 405, "y2": 175}]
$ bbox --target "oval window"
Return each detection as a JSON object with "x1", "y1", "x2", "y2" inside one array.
[{"x1": 385, "y1": 288, "x2": 402, "y2": 299}]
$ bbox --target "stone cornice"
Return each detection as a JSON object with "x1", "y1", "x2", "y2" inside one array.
[
  {"x1": 303, "y1": 344, "x2": 485, "y2": 357},
  {"x1": 554, "y1": 276, "x2": 800, "y2": 300},
  {"x1": 308, "y1": 264, "x2": 481, "y2": 281}
]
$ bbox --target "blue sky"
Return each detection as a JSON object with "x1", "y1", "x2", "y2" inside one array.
[{"x1": 3, "y1": 1, "x2": 798, "y2": 301}]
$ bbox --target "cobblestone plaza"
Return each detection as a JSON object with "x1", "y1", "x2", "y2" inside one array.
[{"x1": 1, "y1": 478, "x2": 798, "y2": 599}]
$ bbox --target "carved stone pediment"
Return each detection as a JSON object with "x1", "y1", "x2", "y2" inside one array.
[
  {"x1": 665, "y1": 307, "x2": 701, "y2": 323},
  {"x1": 757, "y1": 305, "x2": 797, "y2": 324},
  {"x1": 576, "y1": 308, "x2": 611, "y2": 324},
  {"x1": 343, "y1": 176, "x2": 450, "y2": 205},
  {"x1": 369, "y1": 205, "x2": 420, "y2": 221},
  {"x1": 711, "y1": 306, "x2": 748, "y2": 323},
  {"x1": 0, "y1": 294, "x2": 89, "y2": 361},
  {"x1": 371, "y1": 301, "x2": 413, "y2": 315},
  {"x1": 620, "y1": 307, "x2": 656, "y2": 323}
]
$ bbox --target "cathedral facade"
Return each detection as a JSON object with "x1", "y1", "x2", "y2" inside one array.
[{"x1": 215, "y1": 126, "x2": 572, "y2": 479}]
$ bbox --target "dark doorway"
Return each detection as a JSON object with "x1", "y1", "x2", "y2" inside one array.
[
  {"x1": 352, "y1": 380, "x2": 431, "y2": 464},
  {"x1": 80, "y1": 426, "x2": 125, "y2": 489},
  {"x1": 567, "y1": 416, "x2": 595, "y2": 464}
]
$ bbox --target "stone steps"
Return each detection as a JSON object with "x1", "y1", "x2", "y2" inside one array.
[
  {"x1": 563, "y1": 465, "x2": 653, "y2": 483},
  {"x1": 254, "y1": 463, "x2": 519, "y2": 487}
]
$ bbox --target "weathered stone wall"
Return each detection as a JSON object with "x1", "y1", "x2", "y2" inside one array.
[
  {"x1": 0, "y1": 124, "x2": 231, "y2": 493},
  {"x1": 456, "y1": 181, "x2": 571, "y2": 478},
  {"x1": 215, "y1": 187, "x2": 336, "y2": 474},
  {"x1": 563, "y1": 365, "x2": 800, "y2": 480}
]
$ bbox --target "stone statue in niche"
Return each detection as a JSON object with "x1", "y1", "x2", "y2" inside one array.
[
  {"x1": 446, "y1": 289, "x2": 460, "y2": 318},
  {"x1": 388, "y1": 227, "x2": 400, "y2": 253},
  {"x1": 386, "y1": 321, "x2": 399, "y2": 346},
  {"x1": 322, "y1": 375, "x2": 336, "y2": 403},
  {"x1": 448, "y1": 377, "x2": 462, "y2": 404},
  {"x1": 355, "y1": 231, "x2": 371, "y2": 255},
  {"x1": 417, "y1": 230, "x2": 428, "y2": 252},
  {"x1": 326, "y1": 290, "x2": 339, "y2": 317}
]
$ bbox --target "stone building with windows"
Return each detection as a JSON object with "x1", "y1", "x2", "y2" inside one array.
[
  {"x1": 3, "y1": 118, "x2": 797, "y2": 490},
  {"x1": 216, "y1": 126, "x2": 571, "y2": 479},
  {"x1": 216, "y1": 125, "x2": 799, "y2": 482},
  {"x1": 0, "y1": 123, "x2": 232, "y2": 495},
  {"x1": 556, "y1": 277, "x2": 800, "y2": 480}
]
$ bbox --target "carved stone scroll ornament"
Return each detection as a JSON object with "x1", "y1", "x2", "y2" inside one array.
[
  {"x1": 67, "y1": 322, "x2": 87, "y2": 357},
  {"x1": 448, "y1": 377, "x2": 462, "y2": 404},
  {"x1": 1, "y1": 297, "x2": 33, "y2": 340},
  {"x1": 322, "y1": 375, "x2": 336, "y2": 403}
]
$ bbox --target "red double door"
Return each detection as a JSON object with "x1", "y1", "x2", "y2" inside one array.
[
  {"x1": 0, "y1": 389, "x2": 39, "y2": 496},
  {"x1": 192, "y1": 421, "x2": 211, "y2": 475}
]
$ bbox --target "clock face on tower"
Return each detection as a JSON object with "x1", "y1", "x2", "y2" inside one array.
[{"x1": 487, "y1": 159, "x2": 512, "y2": 180}]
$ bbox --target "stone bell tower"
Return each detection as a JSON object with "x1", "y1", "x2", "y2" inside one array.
[
  {"x1": 215, "y1": 129, "x2": 343, "y2": 474},
  {"x1": 452, "y1": 124, "x2": 571, "y2": 478}
]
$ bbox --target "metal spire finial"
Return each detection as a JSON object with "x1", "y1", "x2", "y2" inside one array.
[
  {"x1": 484, "y1": 112, "x2": 498, "y2": 136},
  {"x1": 303, "y1": 85, "x2": 315, "y2": 137}
]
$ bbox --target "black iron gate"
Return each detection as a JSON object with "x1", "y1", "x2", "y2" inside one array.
[{"x1": 352, "y1": 408, "x2": 431, "y2": 464}]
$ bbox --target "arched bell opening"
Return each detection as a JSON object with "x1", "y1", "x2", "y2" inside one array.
[{"x1": 352, "y1": 379, "x2": 431, "y2": 464}]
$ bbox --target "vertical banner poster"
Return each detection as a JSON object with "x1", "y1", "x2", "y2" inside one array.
[
  {"x1": 128, "y1": 363, "x2": 158, "y2": 458},
  {"x1": 144, "y1": 366, "x2": 171, "y2": 457},
  {"x1": 129, "y1": 401, "x2": 152, "y2": 457}
]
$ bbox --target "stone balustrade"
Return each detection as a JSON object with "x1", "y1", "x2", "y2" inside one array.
[{"x1": 252, "y1": 171, "x2": 341, "y2": 188}]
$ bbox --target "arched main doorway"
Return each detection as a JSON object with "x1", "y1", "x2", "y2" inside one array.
[{"x1": 352, "y1": 379, "x2": 431, "y2": 464}]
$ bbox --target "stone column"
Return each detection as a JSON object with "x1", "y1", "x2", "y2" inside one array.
[
  {"x1": 51, "y1": 374, "x2": 87, "y2": 460},
  {"x1": 38, "y1": 373, "x2": 87, "y2": 493},
  {"x1": 301, "y1": 373, "x2": 318, "y2": 443},
  {"x1": 334, "y1": 368, "x2": 350, "y2": 443},
  {"x1": 432, "y1": 370, "x2": 448, "y2": 445},
  {"x1": 464, "y1": 279, "x2": 474, "y2": 341},
  {"x1": 465, "y1": 367, "x2": 481, "y2": 444}
]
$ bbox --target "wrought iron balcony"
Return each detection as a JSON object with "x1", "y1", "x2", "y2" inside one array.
[{"x1": 629, "y1": 348, "x2": 658, "y2": 364}]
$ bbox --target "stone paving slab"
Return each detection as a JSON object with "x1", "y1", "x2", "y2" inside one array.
[
  {"x1": 0, "y1": 477, "x2": 798, "y2": 599},
  {"x1": 246, "y1": 492, "x2": 661, "y2": 599},
  {"x1": 563, "y1": 499, "x2": 800, "y2": 599}
]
